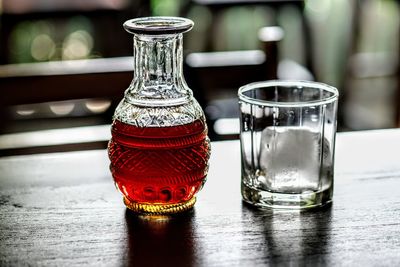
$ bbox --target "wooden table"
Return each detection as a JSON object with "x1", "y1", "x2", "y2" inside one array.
[{"x1": 1, "y1": 129, "x2": 400, "y2": 266}]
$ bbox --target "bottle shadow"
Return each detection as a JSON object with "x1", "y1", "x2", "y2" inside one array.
[
  {"x1": 242, "y1": 202, "x2": 333, "y2": 265},
  {"x1": 124, "y1": 209, "x2": 197, "y2": 266}
]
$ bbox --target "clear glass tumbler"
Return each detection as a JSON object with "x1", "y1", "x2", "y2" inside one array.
[{"x1": 238, "y1": 80, "x2": 338, "y2": 209}]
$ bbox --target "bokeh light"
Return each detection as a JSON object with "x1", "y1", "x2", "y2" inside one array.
[
  {"x1": 62, "y1": 30, "x2": 93, "y2": 60},
  {"x1": 31, "y1": 34, "x2": 56, "y2": 61}
]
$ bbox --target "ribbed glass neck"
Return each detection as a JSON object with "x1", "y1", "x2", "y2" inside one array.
[{"x1": 125, "y1": 33, "x2": 191, "y2": 107}]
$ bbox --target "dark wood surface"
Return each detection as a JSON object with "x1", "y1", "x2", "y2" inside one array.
[{"x1": 1, "y1": 129, "x2": 400, "y2": 266}]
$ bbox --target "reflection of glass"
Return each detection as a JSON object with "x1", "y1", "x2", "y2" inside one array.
[
  {"x1": 239, "y1": 80, "x2": 338, "y2": 209},
  {"x1": 108, "y1": 17, "x2": 211, "y2": 214},
  {"x1": 241, "y1": 203, "x2": 332, "y2": 264},
  {"x1": 124, "y1": 210, "x2": 196, "y2": 266}
]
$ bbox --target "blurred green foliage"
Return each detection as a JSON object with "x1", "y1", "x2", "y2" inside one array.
[{"x1": 8, "y1": 16, "x2": 95, "y2": 63}]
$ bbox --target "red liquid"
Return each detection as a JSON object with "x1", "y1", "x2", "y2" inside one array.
[{"x1": 108, "y1": 119, "x2": 210, "y2": 205}]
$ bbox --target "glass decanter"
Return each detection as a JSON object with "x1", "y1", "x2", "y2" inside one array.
[{"x1": 108, "y1": 17, "x2": 211, "y2": 214}]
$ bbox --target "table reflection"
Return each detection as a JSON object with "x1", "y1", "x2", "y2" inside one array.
[
  {"x1": 242, "y1": 203, "x2": 333, "y2": 265},
  {"x1": 124, "y1": 209, "x2": 197, "y2": 266}
]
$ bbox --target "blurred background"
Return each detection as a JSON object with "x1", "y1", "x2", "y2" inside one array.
[{"x1": 0, "y1": 0, "x2": 399, "y2": 153}]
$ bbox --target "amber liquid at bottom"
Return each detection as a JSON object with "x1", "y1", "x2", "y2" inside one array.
[{"x1": 108, "y1": 119, "x2": 210, "y2": 205}]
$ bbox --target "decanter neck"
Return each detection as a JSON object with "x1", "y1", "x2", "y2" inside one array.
[
  {"x1": 134, "y1": 34, "x2": 184, "y2": 87},
  {"x1": 126, "y1": 33, "x2": 191, "y2": 107}
]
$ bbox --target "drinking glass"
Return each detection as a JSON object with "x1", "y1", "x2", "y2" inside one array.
[{"x1": 238, "y1": 80, "x2": 338, "y2": 209}]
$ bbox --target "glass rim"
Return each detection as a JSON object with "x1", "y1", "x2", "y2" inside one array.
[
  {"x1": 238, "y1": 80, "x2": 339, "y2": 107},
  {"x1": 124, "y1": 16, "x2": 194, "y2": 35}
]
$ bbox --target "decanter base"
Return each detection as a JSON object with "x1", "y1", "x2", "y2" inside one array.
[{"x1": 123, "y1": 197, "x2": 196, "y2": 214}]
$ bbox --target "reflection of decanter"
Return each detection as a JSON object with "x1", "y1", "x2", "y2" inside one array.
[{"x1": 108, "y1": 17, "x2": 211, "y2": 214}]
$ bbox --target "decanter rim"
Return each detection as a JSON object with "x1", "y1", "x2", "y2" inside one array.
[{"x1": 124, "y1": 16, "x2": 194, "y2": 35}]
